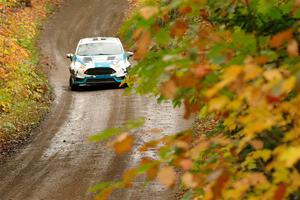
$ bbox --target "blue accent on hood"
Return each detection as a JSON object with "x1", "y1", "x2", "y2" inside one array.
[
  {"x1": 74, "y1": 56, "x2": 86, "y2": 66},
  {"x1": 94, "y1": 62, "x2": 111, "y2": 68}
]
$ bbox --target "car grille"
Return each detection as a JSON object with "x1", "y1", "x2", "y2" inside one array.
[
  {"x1": 86, "y1": 78, "x2": 115, "y2": 84},
  {"x1": 85, "y1": 68, "x2": 116, "y2": 75}
]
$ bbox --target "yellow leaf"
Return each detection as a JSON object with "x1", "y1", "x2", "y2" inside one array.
[
  {"x1": 281, "y1": 76, "x2": 296, "y2": 94},
  {"x1": 273, "y1": 168, "x2": 289, "y2": 184},
  {"x1": 206, "y1": 80, "x2": 228, "y2": 98},
  {"x1": 182, "y1": 172, "x2": 197, "y2": 188},
  {"x1": 224, "y1": 65, "x2": 243, "y2": 80},
  {"x1": 158, "y1": 166, "x2": 176, "y2": 188},
  {"x1": 279, "y1": 146, "x2": 300, "y2": 167},
  {"x1": 249, "y1": 173, "x2": 268, "y2": 186},
  {"x1": 190, "y1": 141, "x2": 210, "y2": 159},
  {"x1": 206, "y1": 66, "x2": 242, "y2": 98},
  {"x1": 253, "y1": 149, "x2": 272, "y2": 162},
  {"x1": 287, "y1": 39, "x2": 299, "y2": 57},
  {"x1": 263, "y1": 69, "x2": 282, "y2": 82},
  {"x1": 208, "y1": 96, "x2": 229, "y2": 111},
  {"x1": 244, "y1": 65, "x2": 263, "y2": 81}
]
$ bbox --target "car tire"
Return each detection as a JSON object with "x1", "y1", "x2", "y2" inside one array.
[{"x1": 69, "y1": 76, "x2": 78, "y2": 91}]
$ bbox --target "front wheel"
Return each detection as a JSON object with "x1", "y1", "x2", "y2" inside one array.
[{"x1": 69, "y1": 76, "x2": 78, "y2": 91}]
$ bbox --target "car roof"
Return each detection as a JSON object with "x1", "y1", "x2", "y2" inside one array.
[{"x1": 78, "y1": 37, "x2": 122, "y2": 45}]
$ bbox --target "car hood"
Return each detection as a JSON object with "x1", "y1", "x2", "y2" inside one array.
[{"x1": 75, "y1": 54, "x2": 125, "y2": 68}]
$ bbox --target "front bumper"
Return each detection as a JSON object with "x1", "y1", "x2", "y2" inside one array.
[{"x1": 73, "y1": 75, "x2": 125, "y2": 86}]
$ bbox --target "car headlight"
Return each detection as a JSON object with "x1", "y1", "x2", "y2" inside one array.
[
  {"x1": 75, "y1": 64, "x2": 86, "y2": 75},
  {"x1": 79, "y1": 64, "x2": 85, "y2": 70}
]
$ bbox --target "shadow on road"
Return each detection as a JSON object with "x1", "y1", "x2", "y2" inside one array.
[{"x1": 71, "y1": 84, "x2": 127, "y2": 92}]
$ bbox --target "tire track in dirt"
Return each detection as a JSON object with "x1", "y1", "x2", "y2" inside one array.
[{"x1": 0, "y1": 0, "x2": 190, "y2": 199}]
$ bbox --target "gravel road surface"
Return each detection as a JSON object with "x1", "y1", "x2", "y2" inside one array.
[{"x1": 0, "y1": 1, "x2": 190, "y2": 199}]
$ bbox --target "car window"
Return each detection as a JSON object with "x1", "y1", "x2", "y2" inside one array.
[{"x1": 77, "y1": 42, "x2": 123, "y2": 56}]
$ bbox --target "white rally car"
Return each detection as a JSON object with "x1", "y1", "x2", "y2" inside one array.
[{"x1": 66, "y1": 37, "x2": 133, "y2": 90}]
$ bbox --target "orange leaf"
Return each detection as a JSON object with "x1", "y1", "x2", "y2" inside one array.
[
  {"x1": 113, "y1": 133, "x2": 134, "y2": 155},
  {"x1": 160, "y1": 80, "x2": 177, "y2": 99},
  {"x1": 179, "y1": 159, "x2": 193, "y2": 171},
  {"x1": 191, "y1": 65, "x2": 212, "y2": 79},
  {"x1": 250, "y1": 140, "x2": 264, "y2": 150},
  {"x1": 134, "y1": 31, "x2": 151, "y2": 60},
  {"x1": 171, "y1": 20, "x2": 188, "y2": 37},
  {"x1": 274, "y1": 183, "x2": 286, "y2": 200},
  {"x1": 95, "y1": 188, "x2": 113, "y2": 200},
  {"x1": 139, "y1": 140, "x2": 159, "y2": 152},
  {"x1": 123, "y1": 168, "x2": 137, "y2": 186},
  {"x1": 179, "y1": 6, "x2": 192, "y2": 15},
  {"x1": 132, "y1": 28, "x2": 143, "y2": 40},
  {"x1": 140, "y1": 158, "x2": 159, "y2": 181},
  {"x1": 184, "y1": 99, "x2": 199, "y2": 119},
  {"x1": 267, "y1": 94, "x2": 281, "y2": 104},
  {"x1": 175, "y1": 73, "x2": 198, "y2": 88},
  {"x1": 200, "y1": 9, "x2": 208, "y2": 19},
  {"x1": 175, "y1": 141, "x2": 189, "y2": 150},
  {"x1": 158, "y1": 166, "x2": 176, "y2": 188},
  {"x1": 254, "y1": 56, "x2": 269, "y2": 65},
  {"x1": 270, "y1": 29, "x2": 293, "y2": 48},
  {"x1": 139, "y1": 6, "x2": 159, "y2": 20},
  {"x1": 147, "y1": 165, "x2": 159, "y2": 181},
  {"x1": 211, "y1": 170, "x2": 230, "y2": 200},
  {"x1": 295, "y1": 0, "x2": 300, "y2": 7}
]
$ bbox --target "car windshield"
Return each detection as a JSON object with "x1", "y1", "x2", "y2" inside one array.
[{"x1": 77, "y1": 42, "x2": 123, "y2": 56}]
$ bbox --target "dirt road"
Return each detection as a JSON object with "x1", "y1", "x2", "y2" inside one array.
[{"x1": 0, "y1": 0, "x2": 190, "y2": 199}]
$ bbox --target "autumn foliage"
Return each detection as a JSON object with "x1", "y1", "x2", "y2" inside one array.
[
  {"x1": 92, "y1": 0, "x2": 300, "y2": 199},
  {"x1": 0, "y1": 0, "x2": 58, "y2": 149}
]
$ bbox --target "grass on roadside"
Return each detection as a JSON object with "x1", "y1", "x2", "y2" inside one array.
[{"x1": 0, "y1": 0, "x2": 60, "y2": 152}]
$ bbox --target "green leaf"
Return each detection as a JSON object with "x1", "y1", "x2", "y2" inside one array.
[
  {"x1": 257, "y1": 0, "x2": 275, "y2": 15},
  {"x1": 181, "y1": 190, "x2": 194, "y2": 200},
  {"x1": 89, "y1": 182, "x2": 113, "y2": 193},
  {"x1": 208, "y1": 43, "x2": 227, "y2": 64},
  {"x1": 156, "y1": 29, "x2": 170, "y2": 46},
  {"x1": 159, "y1": 146, "x2": 173, "y2": 160},
  {"x1": 137, "y1": 162, "x2": 156, "y2": 174},
  {"x1": 125, "y1": 117, "x2": 145, "y2": 130},
  {"x1": 3, "y1": 122, "x2": 16, "y2": 131},
  {"x1": 89, "y1": 128, "x2": 121, "y2": 142},
  {"x1": 89, "y1": 118, "x2": 145, "y2": 142}
]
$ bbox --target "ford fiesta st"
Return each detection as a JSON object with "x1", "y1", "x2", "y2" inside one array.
[{"x1": 66, "y1": 37, "x2": 133, "y2": 90}]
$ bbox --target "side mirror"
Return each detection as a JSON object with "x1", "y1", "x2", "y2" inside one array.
[
  {"x1": 126, "y1": 51, "x2": 134, "y2": 58},
  {"x1": 66, "y1": 53, "x2": 74, "y2": 59}
]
